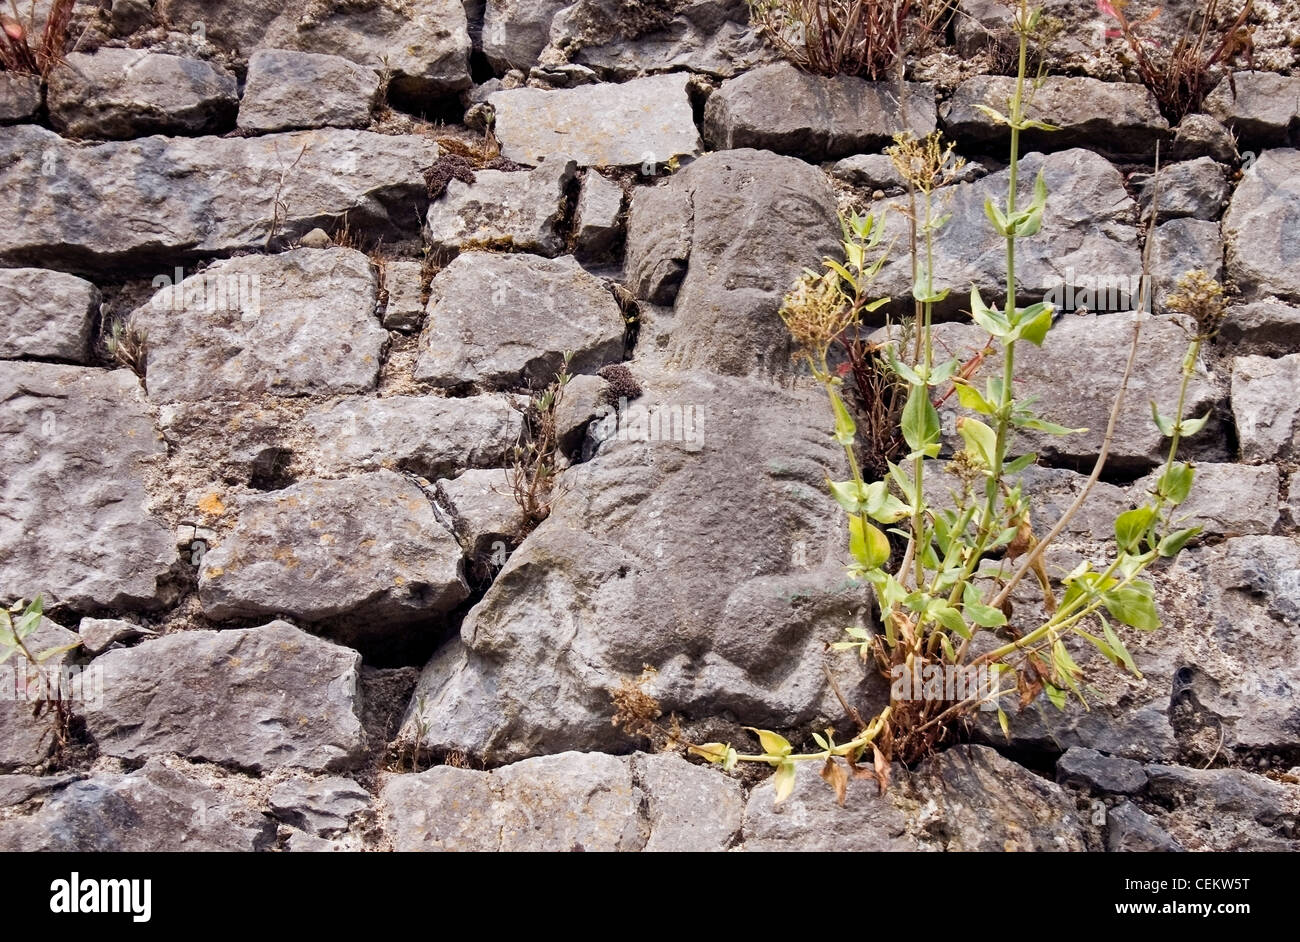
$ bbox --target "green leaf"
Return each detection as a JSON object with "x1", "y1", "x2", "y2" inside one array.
[
  {"x1": 930, "y1": 602, "x2": 971, "y2": 639},
  {"x1": 33, "y1": 641, "x2": 80, "y2": 662},
  {"x1": 1158, "y1": 526, "x2": 1202, "y2": 557},
  {"x1": 954, "y1": 380, "x2": 995, "y2": 414},
  {"x1": 1150, "y1": 400, "x2": 1176, "y2": 437},
  {"x1": 1043, "y1": 682, "x2": 1067, "y2": 710},
  {"x1": 888, "y1": 462, "x2": 917, "y2": 506},
  {"x1": 974, "y1": 103, "x2": 1010, "y2": 125},
  {"x1": 823, "y1": 259, "x2": 858, "y2": 292},
  {"x1": 1014, "y1": 303, "x2": 1054, "y2": 346},
  {"x1": 997, "y1": 707, "x2": 1011, "y2": 739},
  {"x1": 885, "y1": 344, "x2": 923, "y2": 386},
  {"x1": 1012, "y1": 168, "x2": 1049, "y2": 237},
  {"x1": 829, "y1": 479, "x2": 866, "y2": 514},
  {"x1": 863, "y1": 481, "x2": 911, "y2": 524},
  {"x1": 901, "y1": 383, "x2": 941, "y2": 454},
  {"x1": 983, "y1": 197, "x2": 1010, "y2": 236},
  {"x1": 969, "y1": 286, "x2": 1010, "y2": 337},
  {"x1": 957, "y1": 416, "x2": 998, "y2": 466},
  {"x1": 1114, "y1": 506, "x2": 1156, "y2": 553},
  {"x1": 1014, "y1": 415, "x2": 1084, "y2": 435},
  {"x1": 1003, "y1": 452, "x2": 1037, "y2": 474},
  {"x1": 849, "y1": 515, "x2": 891, "y2": 570},
  {"x1": 1020, "y1": 118, "x2": 1061, "y2": 132},
  {"x1": 928, "y1": 357, "x2": 960, "y2": 387},
  {"x1": 962, "y1": 583, "x2": 1008, "y2": 627},
  {"x1": 1157, "y1": 461, "x2": 1194, "y2": 505},
  {"x1": 1178, "y1": 412, "x2": 1211, "y2": 436},
  {"x1": 829, "y1": 389, "x2": 856, "y2": 446},
  {"x1": 772, "y1": 760, "x2": 797, "y2": 805},
  {"x1": 1103, "y1": 581, "x2": 1160, "y2": 631},
  {"x1": 746, "y1": 727, "x2": 793, "y2": 758},
  {"x1": 1102, "y1": 617, "x2": 1141, "y2": 678}
]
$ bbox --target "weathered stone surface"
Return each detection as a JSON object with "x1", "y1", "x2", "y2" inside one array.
[
  {"x1": 1056, "y1": 747, "x2": 1148, "y2": 795},
  {"x1": 875, "y1": 149, "x2": 1141, "y2": 310},
  {"x1": 238, "y1": 49, "x2": 380, "y2": 132},
  {"x1": 1130, "y1": 462, "x2": 1279, "y2": 537},
  {"x1": 0, "y1": 759, "x2": 276, "y2": 851},
  {"x1": 540, "y1": 0, "x2": 775, "y2": 79},
  {"x1": 300, "y1": 393, "x2": 523, "y2": 479},
  {"x1": 0, "y1": 125, "x2": 438, "y2": 271},
  {"x1": 86, "y1": 620, "x2": 365, "y2": 772},
  {"x1": 1143, "y1": 763, "x2": 1300, "y2": 851},
  {"x1": 198, "y1": 471, "x2": 468, "y2": 632},
  {"x1": 269, "y1": 776, "x2": 371, "y2": 836},
  {"x1": 574, "y1": 170, "x2": 624, "y2": 260},
  {"x1": 379, "y1": 259, "x2": 426, "y2": 332},
  {"x1": 830, "y1": 153, "x2": 905, "y2": 191},
  {"x1": 381, "y1": 750, "x2": 740, "y2": 851},
  {"x1": 78, "y1": 617, "x2": 152, "y2": 656},
  {"x1": 1137, "y1": 157, "x2": 1231, "y2": 221},
  {"x1": 0, "y1": 773, "x2": 82, "y2": 808},
  {"x1": 0, "y1": 617, "x2": 81, "y2": 769},
  {"x1": 1232, "y1": 354, "x2": 1300, "y2": 461},
  {"x1": 1171, "y1": 112, "x2": 1239, "y2": 163},
  {"x1": 741, "y1": 760, "x2": 915, "y2": 852},
  {"x1": 0, "y1": 72, "x2": 41, "y2": 123},
  {"x1": 1224, "y1": 148, "x2": 1300, "y2": 303},
  {"x1": 424, "y1": 160, "x2": 576, "y2": 259},
  {"x1": 930, "y1": 314, "x2": 1226, "y2": 471},
  {"x1": 489, "y1": 73, "x2": 701, "y2": 168},
  {"x1": 0, "y1": 363, "x2": 174, "y2": 611},
  {"x1": 943, "y1": 76, "x2": 1168, "y2": 159},
  {"x1": 906, "y1": 745, "x2": 1090, "y2": 851},
  {"x1": 1206, "y1": 71, "x2": 1300, "y2": 145},
  {"x1": 414, "y1": 252, "x2": 625, "y2": 388},
  {"x1": 483, "y1": 0, "x2": 571, "y2": 71},
  {"x1": 111, "y1": 0, "x2": 154, "y2": 35},
  {"x1": 1220, "y1": 299, "x2": 1300, "y2": 356},
  {"x1": 159, "y1": 0, "x2": 471, "y2": 97},
  {"x1": 47, "y1": 49, "x2": 237, "y2": 139},
  {"x1": 703, "y1": 63, "x2": 936, "y2": 160},
  {"x1": 625, "y1": 149, "x2": 839, "y2": 377},
  {"x1": 1105, "y1": 801, "x2": 1184, "y2": 852},
  {"x1": 1152, "y1": 218, "x2": 1222, "y2": 304},
  {"x1": 744, "y1": 744, "x2": 1087, "y2": 851},
  {"x1": 0, "y1": 268, "x2": 98, "y2": 362},
  {"x1": 402, "y1": 366, "x2": 868, "y2": 763},
  {"x1": 131, "y1": 248, "x2": 386, "y2": 404},
  {"x1": 435, "y1": 469, "x2": 528, "y2": 555}
]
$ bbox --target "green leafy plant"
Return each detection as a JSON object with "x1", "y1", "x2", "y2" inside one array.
[
  {"x1": 631, "y1": 0, "x2": 1219, "y2": 803},
  {"x1": 748, "y1": 0, "x2": 951, "y2": 79},
  {"x1": 1, "y1": 596, "x2": 82, "y2": 757}
]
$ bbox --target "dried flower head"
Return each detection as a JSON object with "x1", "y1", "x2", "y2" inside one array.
[
  {"x1": 886, "y1": 131, "x2": 967, "y2": 194},
  {"x1": 1166, "y1": 269, "x2": 1227, "y2": 338},
  {"x1": 779, "y1": 268, "x2": 854, "y2": 365}
]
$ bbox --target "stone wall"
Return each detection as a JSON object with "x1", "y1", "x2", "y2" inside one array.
[{"x1": 0, "y1": 0, "x2": 1297, "y2": 850}]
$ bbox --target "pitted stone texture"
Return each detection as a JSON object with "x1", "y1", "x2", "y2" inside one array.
[
  {"x1": 158, "y1": 0, "x2": 471, "y2": 97},
  {"x1": 943, "y1": 75, "x2": 1168, "y2": 159},
  {"x1": 0, "y1": 363, "x2": 173, "y2": 612},
  {"x1": 704, "y1": 64, "x2": 936, "y2": 160},
  {"x1": 300, "y1": 393, "x2": 524, "y2": 480},
  {"x1": 85, "y1": 620, "x2": 365, "y2": 773},
  {"x1": 424, "y1": 160, "x2": 576, "y2": 259},
  {"x1": 624, "y1": 148, "x2": 840, "y2": 378},
  {"x1": 198, "y1": 471, "x2": 468, "y2": 634},
  {"x1": 0, "y1": 268, "x2": 98, "y2": 362},
  {"x1": 400, "y1": 366, "x2": 871, "y2": 763},
  {"x1": 47, "y1": 49, "x2": 237, "y2": 139},
  {"x1": 0, "y1": 126, "x2": 437, "y2": 272},
  {"x1": 1223, "y1": 148, "x2": 1300, "y2": 303},
  {"x1": 238, "y1": 49, "x2": 380, "y2": 132},
  {"x1": 381, "y1": 750, "x2": 741, "y2": 851},
  {"x1": 131, "y1": 248, "x2": 386, "y2": 404},
  {"x1": 488, "y1": 73, "x2": 701, "y2": 168},
  {"x1": 414, "y1": 252, "x2": 625, "y2": 389}
]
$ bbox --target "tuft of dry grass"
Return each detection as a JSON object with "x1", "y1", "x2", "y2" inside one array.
[{"x1": 0, "y1": 0, "x2": 76, "y2": 77}]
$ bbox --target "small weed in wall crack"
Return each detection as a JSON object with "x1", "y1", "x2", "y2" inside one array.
[{"x1": 508, "y1": 352, "x2": 573, "y2": 527}]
